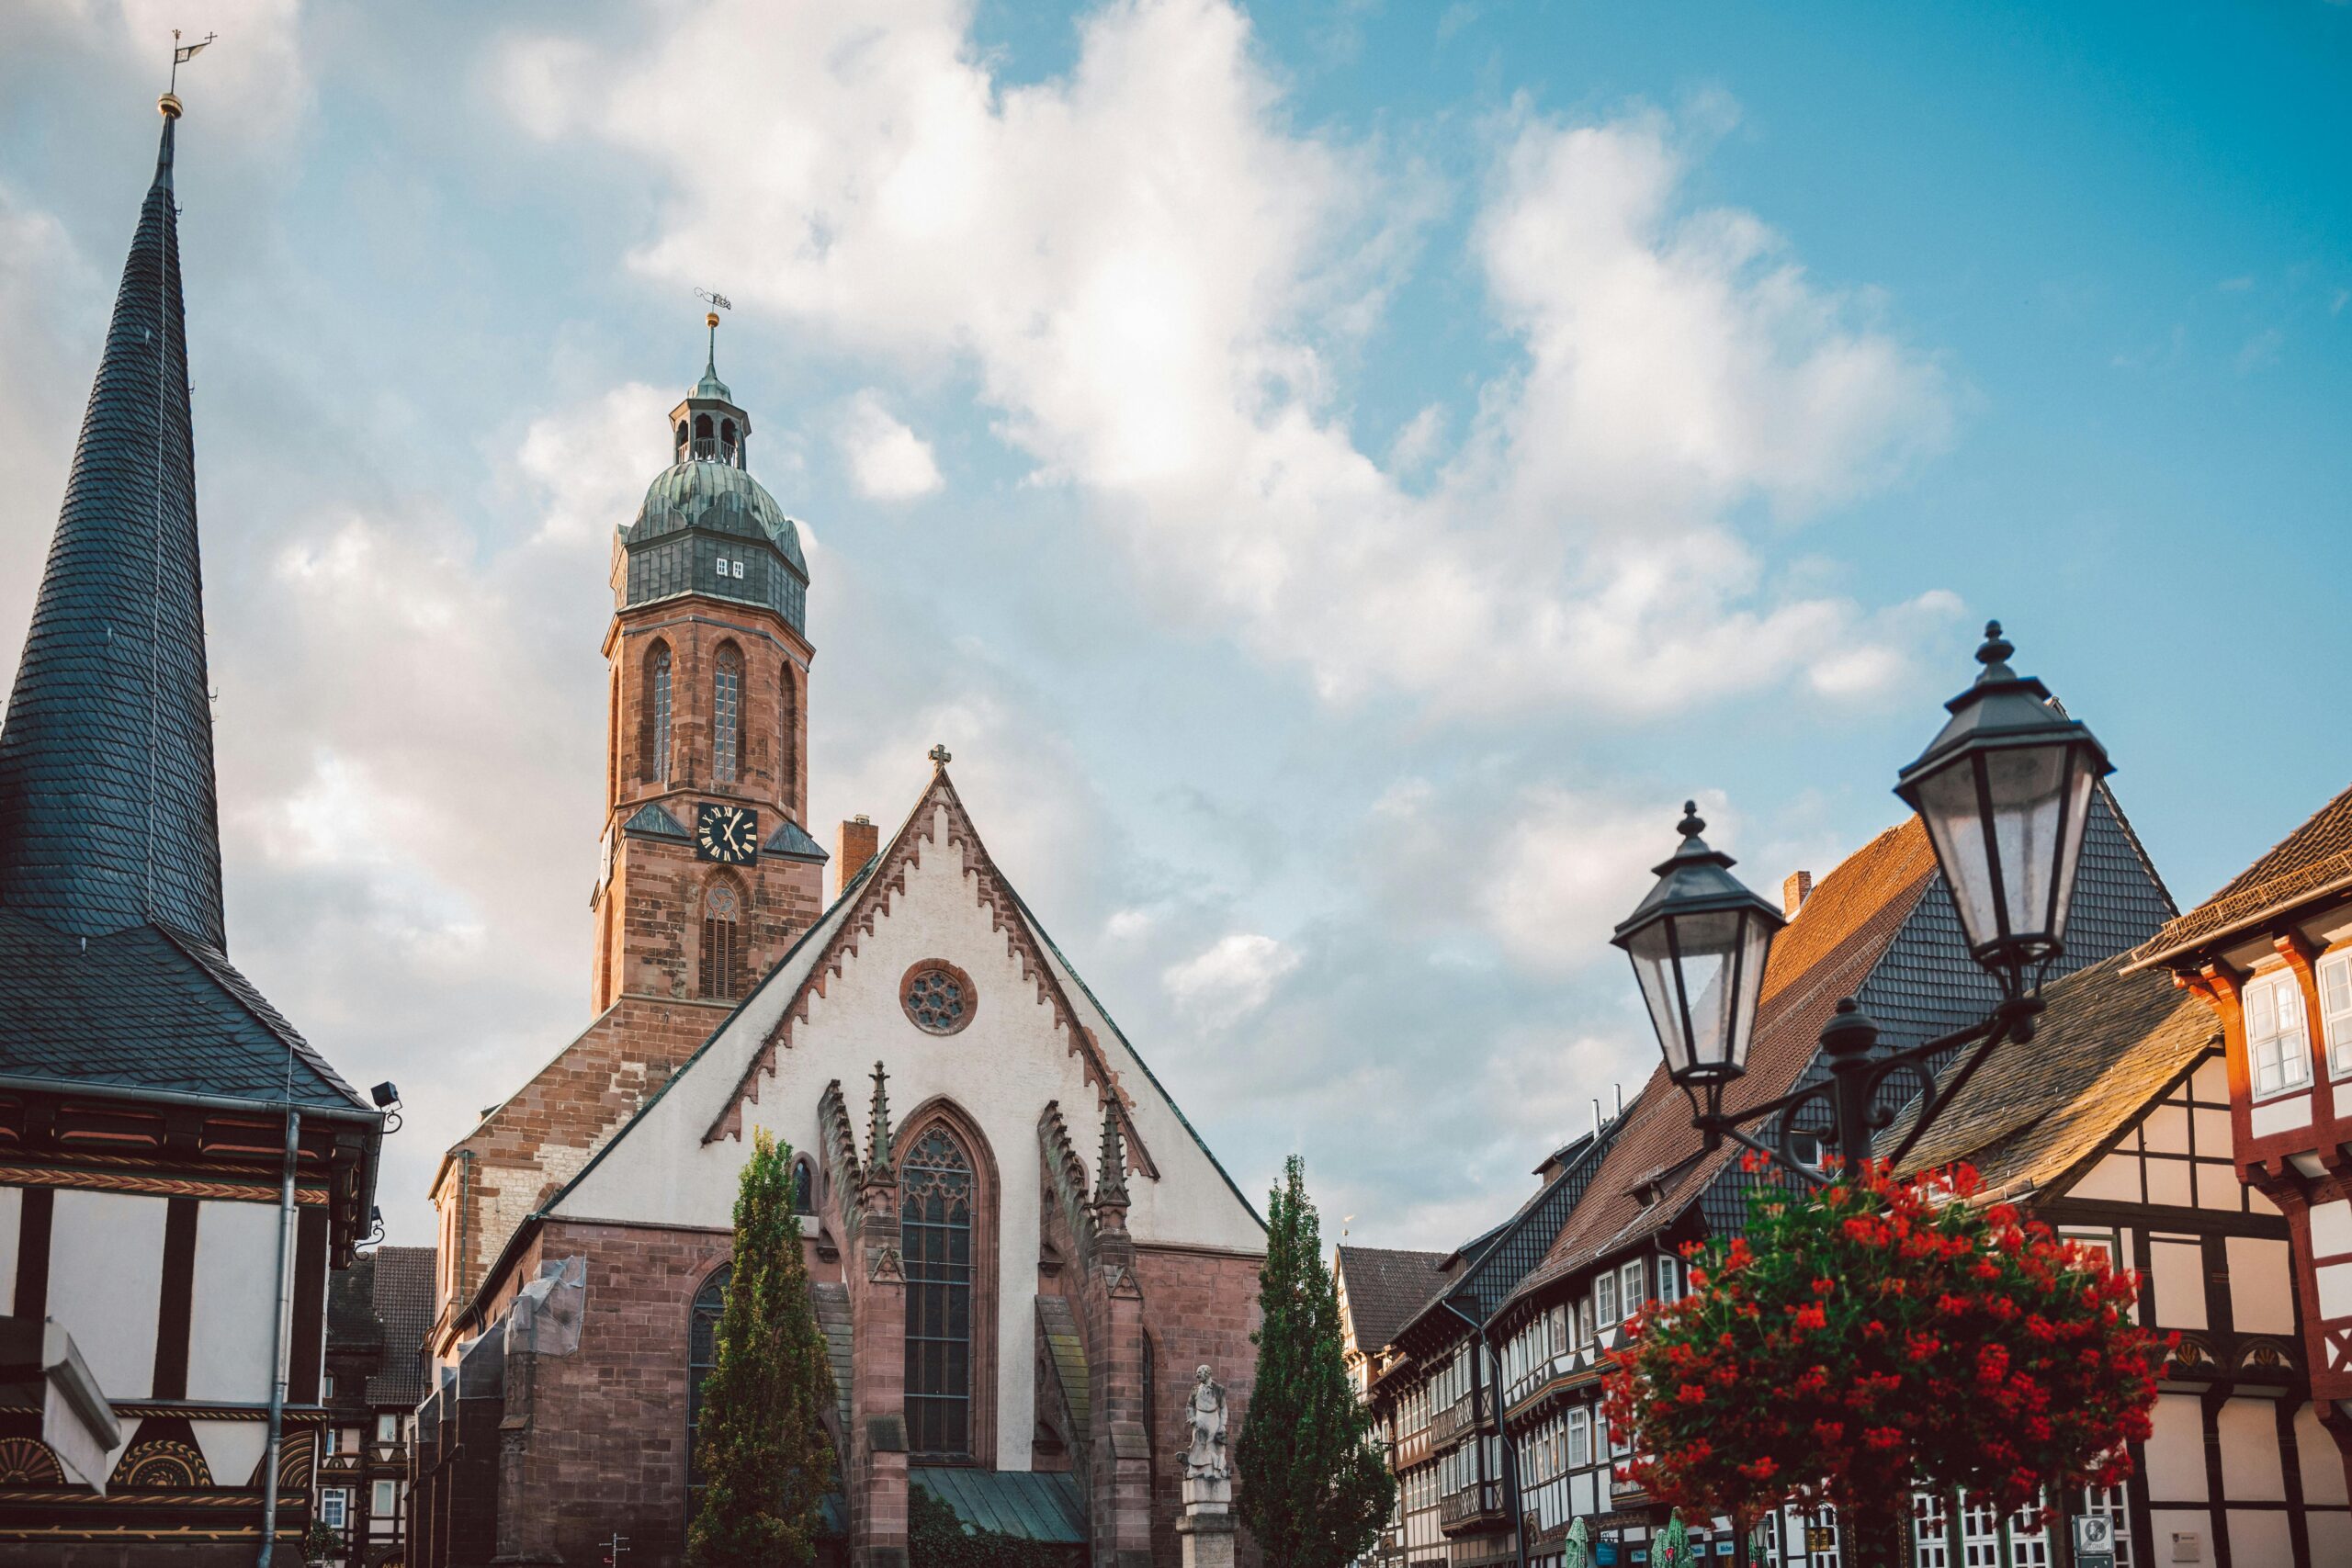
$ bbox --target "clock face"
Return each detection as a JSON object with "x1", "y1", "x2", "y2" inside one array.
[{"x1": 695, "y1": 803, "x2": 760, "y2": 864}]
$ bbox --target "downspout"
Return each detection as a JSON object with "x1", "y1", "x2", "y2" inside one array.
[
  {"x1": 256, "y1": 1106, "x2": 300, "y2": 1566},
  {"x1": 1440, "y1": 1294, "x2": 1529, "y2": 1568}
]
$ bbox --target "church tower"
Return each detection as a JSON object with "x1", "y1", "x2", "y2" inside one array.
[{"x1": 591, "y1": 316, "x2": 827, "y2": 1010}]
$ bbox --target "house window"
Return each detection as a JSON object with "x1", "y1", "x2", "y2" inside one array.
[
  {"x1": 1566, "y1": 1405, "x2": 1590, "y2": 1468},
  {"x1": 902, "y1": 1126, "x2": 976, "y2": 1459},
  {"x1": 322, "y1": 1373, "x2": 334, "y2": 1399},
  {"x1": 1594, "y1": 1271, "x2": 1619, "y2": 1326},
  {"x1": 2320, "y1": 950, "x2": 2352, "y2": 1077},
  {"x1": 2245, "y1": 969, "x2": 2312, "y2": 1098},
  {"x1": 712, "y1": 644, "x2": 743, "y2": 784},
  {"x1": 1620, "y1": 1259, "x2": 1645, "y2": 1314},
  {"x1": 1656, "y1": 1255, "x2": 1683, "y2": 1303},
  {"x1": 699, "y1": 881, "x2": 744, "y2": 999},
  {"x1": 687, "y1": 1265, "x2": 729, "y2": 1507},
  {"x1": 1911, "y1": 1492, "x2": 1951, "y2": 1568},
  {"x1": 641, "y1": 642, "x2": 673, "y2": 784},
  {"x1": 374, "y1": 1478, "x2": 398, "y2": 1517},
  {"x1": 376, "y1": 1413, "x2": 398, "y2": 1444},
  {"x1": 320, "y1": 1488, "x2": 349, "y2": 1529}
]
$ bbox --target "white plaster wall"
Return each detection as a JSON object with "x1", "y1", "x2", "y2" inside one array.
[
  {"x1": 2295, "y1": 1404, "x2": 2350, "y2": 1506},
  {"x1": 2225, "y1": 1508, "x2": 2290, "y2": 1567},
  {"x1": 2215, "y1": 1397, "x2": 2285, "y2": 1501},
  {"x1": 2149, "y1": 1238, "x2": 2208, "y2": 1330},
  {"x1": 48, "y1": 1190, "x2": 165, "y2": 1400},
  {"x1": 2144, "y1": 1394, "x2": 2208, "y2": 1502},
  {"x1": 559, "y1": 796, "x2": 1262, "y2": 1471},
  {"x1": 2225, "y1": 1236, "x2": 2296, "y2": 1336},
  {"x1": 187, "y1": 1199, "x2": 285, "y2": 1402},
  {"x1": 193, "y1": 1416, "x2": 269, "y2": 1488},
  {"x1": 0, "y1": 1185, "x2": 18, "y2": 1315}
]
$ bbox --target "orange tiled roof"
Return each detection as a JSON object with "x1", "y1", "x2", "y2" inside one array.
[{"x1": 2132, "y1": 781, "x2": 2352, "y2": 968}]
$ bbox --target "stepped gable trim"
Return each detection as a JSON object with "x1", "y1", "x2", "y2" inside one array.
[
  {"x1": 818, "y1": 1077, "x2": 865, "y2": 1239},
  {"x1": 1039, "y1": 1100, "x2": 1101, "y2": 1263},
  {"x1": 703, "y1": 768, "x2": 1154, "y2": 1177}
]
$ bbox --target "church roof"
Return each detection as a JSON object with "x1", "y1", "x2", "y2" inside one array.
[
  {"x1": 0, "y1": 110, "x2": 224, "y2": 949},
  {"x1": 910, "y1": 1467, "x2": 1087, "y2": 1544},
  {"x1": 627, "y1": 459, "x2": 808, "y2": 578}
]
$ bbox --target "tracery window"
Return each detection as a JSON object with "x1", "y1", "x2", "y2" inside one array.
[
  {"x1": 713, "y1": 645, "x2": 743, "y2": 784},
  {"x1": 687, "y1": 1266, "x2": 729, "y2": 1509},
  {"x1": 700, "y1": 881, "x2": 744, "y2": 999},
  {"x1": 641, "y1": 642, "x2": 673, "y2": 784},
  {"x1": 793, "y1": 1156, "x2": 816, "y2": 1216},
  {"x1": 902, "y1": 1126, "x2": 975, "y2": 1459}
]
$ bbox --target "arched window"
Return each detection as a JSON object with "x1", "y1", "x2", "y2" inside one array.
[
  {"x1": 902, "y1": 1127, "x2": 975, "y2": 1459},
  {"x1": 779, "y1": 662, "x2": 798, "y2": 811},
  {"x1": 712, "y1": 644, "x2": 743, "y2": 784},
  {"x1": 693, "y1": 412, "x2": 714, "y2": 460},
  {"x1": 687, "y1": 1265, "x2": 729, "y2": 1509},
  {"x1": 793, "y1": 1156, "x2": 816, "y2": 1216},
  {"x1": 699, "y1": 880, "x2": 744, "y2": 999},
  {"x1": 640, "y1": 642, "x2": 673, "y2": 784},
  {"x1": 720, "y1": 419, "x2": 738, "y2": 466},
  {"x1": 674, "y1": 420, "x2": 689, "y2": 463}
]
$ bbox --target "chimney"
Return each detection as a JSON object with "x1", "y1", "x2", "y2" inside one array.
[
  {"x1": 1782, "y1": 870, "x2": 1814, "y2": 917},
  {"x1": 837, "y1": 815, "x2": 878, "y2": 899}
]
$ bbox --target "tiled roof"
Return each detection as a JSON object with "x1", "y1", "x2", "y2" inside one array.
[
  {"x1": 763, "y1": 817, "x2": 828, "y2": 862},
  {"x1": 1337, "y1": 1246, "x2": 1450, "y2": 1354},
  {"x1": 1504, "y1": 819, "x2": 1941, "y2": 1310},
  {"x1": 0, "y1": 114, "x2": 225, "y2": 949},
  {"x1": 622, "y1": 802, "x2": 688, "y2": 839},
  {"x1": 0, "y1": 908, "x2": 363, "y2": 1110},
  {"x1": 367, "y1": 1247, "x2": 437, "y2": 1407},
  {"x1": 2133, "y1": 780, "x2": 2352, "y2": 966},
  {"x1": 1889, "y1": 953, "x2": 2216, "y2": 1194}
]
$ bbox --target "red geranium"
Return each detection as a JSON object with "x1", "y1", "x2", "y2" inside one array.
[{"x1": 1601, "y1": 1160, "x2": 2164, "y2": 1564}]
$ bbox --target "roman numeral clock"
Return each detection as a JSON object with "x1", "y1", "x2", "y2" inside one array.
[{"x1": 695, "y1": 803, "x2": 759, "y2": 864}]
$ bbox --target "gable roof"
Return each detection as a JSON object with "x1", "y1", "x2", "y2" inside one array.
[
  {"x1": 1889, "y1": 952, "x2": 2217, "y2": 1195},
  {"x1": 2132, "y1": 779, "x2": 2352, "y2": 968},
  {"x1": 1504, "y1": 819, "x2": 1941, "y2": 1313},
  {"x1": 366, "y1": 1246, "x2": 437, "y2": 1406},
  {"x1": 1337, "y1": 1247, "x2": 1450, "y2": 1354}
]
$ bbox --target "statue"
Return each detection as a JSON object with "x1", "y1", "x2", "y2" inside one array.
[
  {"x1": 1178, "y1": 1365, "x2": 1235, "y2": 1568},
  {"x1": 1182, "y1": 1365, "x2": 1229, "y2": 1497}
]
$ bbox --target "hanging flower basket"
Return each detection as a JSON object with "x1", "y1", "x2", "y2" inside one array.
[{"x1": 1601, "y1": 1160, "x2": 2165, "y2": 1562}]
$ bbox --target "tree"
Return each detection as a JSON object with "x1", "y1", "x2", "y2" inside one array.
[
  {"x1": 688, "y1": 1130, "x2": 838, "y2": 1568},
  {"x1": 1235, "y1": 1155, "x2": 1396, "y2": 1568},
  {"x1": 1602, "y1": 1158, "x2": 2165, "y2": 1567}
]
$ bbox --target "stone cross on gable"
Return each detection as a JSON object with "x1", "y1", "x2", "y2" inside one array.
[{"x1": 928, "y1": 743, "x2": 952, "y2": 770}]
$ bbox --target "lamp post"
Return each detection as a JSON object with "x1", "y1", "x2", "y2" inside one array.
[{"x1": 1614, "y1": 623, "x2": 2112, "y2": 1184}]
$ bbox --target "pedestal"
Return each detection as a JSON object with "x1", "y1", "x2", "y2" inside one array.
[{"x1": 1178, "y1": 1508, "x2": 1237, "y2": 1568}]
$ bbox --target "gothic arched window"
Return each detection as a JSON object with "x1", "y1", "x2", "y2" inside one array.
[
  {"x1": 720, "y1": 419, "x2": 738, "y2": 466},
  {"x1": 687, "y1": 1265, "x2": 729, "y2": 1507},
  {"x1": 793, "y1": 1156, "x2": 816, "y2": 1216},
  {"x1": 713, "y1": 644, "x2": 743, "y2": 785},
  {"x1": 902, "y1": 1127, "x2": 975, "y2": 1459},
  {"x1": 779, "y1": 662, "x2": 798, "y2": 811},
  {"x1": 640, "y1": 642, "x2": 673, "y2": 785},
  {"x1": 674, "y1": 420, "x2": 689, "y2": 463},
  {"x1": 693, "y1": 412, "x2": 714, "y2": 460},
  {"x1": 699, "y1": 880, "x2": 744, "y2": 999}
]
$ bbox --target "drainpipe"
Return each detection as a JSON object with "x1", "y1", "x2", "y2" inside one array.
[
  {"x1": 256, "y1": 1107, "x2": 300, "y2": 1566},
  {"x1": 1440, "y1": 1294, "x2": 1528, "y2": 1568}
]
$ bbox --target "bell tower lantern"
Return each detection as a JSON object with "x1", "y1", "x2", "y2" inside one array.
[{"x1": 591, "y1": 314, "x2": 826, "y2": 1012}]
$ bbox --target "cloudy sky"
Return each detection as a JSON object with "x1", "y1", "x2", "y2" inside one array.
[{"x1": 3, "y1": 0, "x2": 2348, "y2": 1248}]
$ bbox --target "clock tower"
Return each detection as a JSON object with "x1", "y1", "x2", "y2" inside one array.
[{"x1": 591, "y1": 318, "x2": 826, "y2": 1010}]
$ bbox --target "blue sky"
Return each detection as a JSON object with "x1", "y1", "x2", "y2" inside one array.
[{"x1": 1, "y1": 0, "x2": 2346, "y2": 1248}]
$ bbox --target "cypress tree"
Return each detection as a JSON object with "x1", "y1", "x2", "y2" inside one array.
[
  {"x1": 688, "y1": 1130, "x2": 837, "y2": 1568},
  {"x1": 1235, "y1": 1155, "x2": 1396, "y2": 1568}
]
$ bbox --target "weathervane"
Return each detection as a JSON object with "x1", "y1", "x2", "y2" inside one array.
[
  {"x1": 168, "y1": 29, "x2": 215, "y2": 96},
  {"x1": 694, "y1": 288, "x2": 731, "y2": 365}
]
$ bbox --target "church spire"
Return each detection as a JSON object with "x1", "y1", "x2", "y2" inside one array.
[
  {"x1": 0, "y1": 94, "x2": 226, "y2": 948},
  {"x1": 1093, "y1": 1101, "x2": 1131, "y2": 1213}
]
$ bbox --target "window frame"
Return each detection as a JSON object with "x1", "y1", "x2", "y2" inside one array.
[
  {"x1": 2244, "y1": 967, "x2": 2313, "y2": 1100},
  {"x1": 2319, "y1": 948, "x2": 2352, "y2": 1079},
  {"x1": 320, "y1": 1487, "x2": 349, "y2": 1529}
]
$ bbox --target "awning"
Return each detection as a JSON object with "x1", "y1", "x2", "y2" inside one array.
[{"x1": 910, "y1": 1466, "x2": 1087, "y2": 1543}]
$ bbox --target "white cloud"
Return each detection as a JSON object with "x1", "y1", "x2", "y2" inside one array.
[
  {"x1": 1162, "y1": 931, "x2": 1301, "y2": 1025},
  {"x1": 502, "y1": 0, "x2": 1953, "y2": 719},
  {"x1": 836, "y1": 389, "x2": 943, "y2": 501}
]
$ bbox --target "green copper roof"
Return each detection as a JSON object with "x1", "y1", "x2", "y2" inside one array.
[{"x1": 628, "y1": 460, "x2": 808, "y2": 576}]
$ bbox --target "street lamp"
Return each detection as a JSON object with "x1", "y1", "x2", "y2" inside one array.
[{"x1": 1618, "y1": 622, "x2": 2107, "y2": 1184}]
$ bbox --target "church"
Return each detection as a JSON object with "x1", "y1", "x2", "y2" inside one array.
[{"x1": 413, "y1": 329, "x2": 1267, "y2": 1568}]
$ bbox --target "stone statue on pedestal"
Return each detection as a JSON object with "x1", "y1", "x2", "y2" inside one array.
[{"x1": 1177, "y1": 1364, "x2": 1236, "y2": 1568}]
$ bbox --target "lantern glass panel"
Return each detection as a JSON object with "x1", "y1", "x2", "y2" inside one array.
[
  {"x1": 1914, "y1": 741, "x2": 2099, "y2": 959},
  {"x1": 1626, "y1": 909, "x2": 1769, "y2": 1082}
]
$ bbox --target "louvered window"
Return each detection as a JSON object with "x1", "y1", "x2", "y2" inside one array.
[{"x1": 699, "y1": 882, "x2": 744, "y2": 999}]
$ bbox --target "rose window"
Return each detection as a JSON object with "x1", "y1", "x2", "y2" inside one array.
[{"x1": 901, "y1": 963, "x2": 975, "y2": 1035}]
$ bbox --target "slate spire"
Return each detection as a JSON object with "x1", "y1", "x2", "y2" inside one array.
[{"x1": 0, "y1": 98, "x2": 226, "y2": 949}]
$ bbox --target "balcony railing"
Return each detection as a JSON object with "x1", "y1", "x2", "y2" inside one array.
[{"x1": 1438, "y1": 1482, "x2": 1505, "y2": 1532}]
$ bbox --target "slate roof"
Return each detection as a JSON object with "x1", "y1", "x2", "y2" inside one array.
[
  {"x1": 621, "y1": 801, "x2": 688, "y2": 840},
  {"x1": 367, "y1": 1247, "x2": 437, "y2": 1407},
  {"x1": 763, "y1": 817, "x2": 828, "y2": 862},
  {"x1": 1337, "y1": 1246, "x2": 1449, "y2": 1354},
  {"x1": 1889, "y1": 953, "x2": 2217, "y2": 1195},
  {"x1": 0, "y1": 112, "x2": 225, "y2": 948},
  {"x1": 0, "y1": 908, "x2": 361, "y2": 1109},
  {"x1": 2132, "y1": 779, "x2": 2352, "y2": 967}
]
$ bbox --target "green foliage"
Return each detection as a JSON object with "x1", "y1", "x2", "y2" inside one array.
[
  {"x1": 687, "y1": 1130, "x2": 839, "y2": 1568},
  {"x1": 907, "y1": 1482, "x2": 1081, "y2": 1568},
  {"x1": 301, "y1": 1519, "x2": 342, "y2": 1565},
  {"x1": 1235, "y1": 1154, "x2": 1396, "y2": 1568}
]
